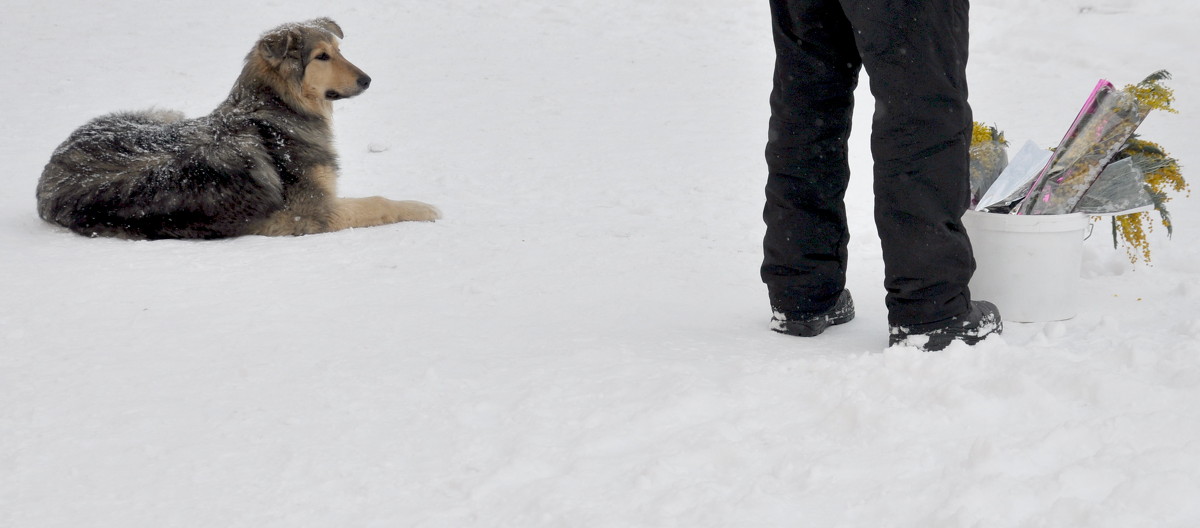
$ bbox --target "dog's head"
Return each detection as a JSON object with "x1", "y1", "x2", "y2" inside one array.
[{"x1": 253, "y1": 18, "x2": 371, "y2": 116}]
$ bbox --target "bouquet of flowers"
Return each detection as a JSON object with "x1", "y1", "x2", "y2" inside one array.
[
  {"x1": 1017, "y1": 79, "x2": 1148, "y2": 215},
  {"x1": 969, "y1": 71, "x2": 1188, "y2": 263},
  {"x1": 1105, "y1": 136, "x2": 1187, "y2": 262}
]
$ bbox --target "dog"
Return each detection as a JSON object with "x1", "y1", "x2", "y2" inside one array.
[{"x1": 36, "y1": 18, "x2": 439, "y2": 239}]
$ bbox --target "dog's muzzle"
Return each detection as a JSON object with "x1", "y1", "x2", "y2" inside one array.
[{"x1": 326, "y1": 75, "x2": 372, "y2": 100}]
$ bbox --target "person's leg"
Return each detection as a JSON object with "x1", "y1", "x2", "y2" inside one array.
[
  {"x1": 762, "y1": 0, "x2": 862, "y2": 319},
  {"x1": 840, "y1": 0, "x2": 975, "y2": 326}
]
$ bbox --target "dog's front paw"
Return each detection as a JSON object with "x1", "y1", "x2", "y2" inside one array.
[{"x1": 394, "y1": 200, "x2": 441, "y2": 222}]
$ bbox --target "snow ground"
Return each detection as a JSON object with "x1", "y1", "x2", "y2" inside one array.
[{"x1": 2, "y1": 0, "x2": 1199, "y2": 526}]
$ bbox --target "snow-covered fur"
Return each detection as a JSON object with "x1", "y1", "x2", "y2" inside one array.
[{"x1": 36, "y1": 18, "x2": 439, "y2": 239}]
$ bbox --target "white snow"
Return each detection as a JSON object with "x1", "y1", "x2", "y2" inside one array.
[{"x1": 3, "y1": 0, "x2": 1199, "y2": 526}]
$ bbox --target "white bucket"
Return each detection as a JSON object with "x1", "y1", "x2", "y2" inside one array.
[{"x1": 961, "y1": 210, "x2": 1090, "y2": 323}]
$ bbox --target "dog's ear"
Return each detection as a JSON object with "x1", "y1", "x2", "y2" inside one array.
[
  {"x1": 311, "y1": 18, "x2": 344, "y2": 39},
  {"x1": 257, "y1": 29, "x2": 300, "y2": 68}
]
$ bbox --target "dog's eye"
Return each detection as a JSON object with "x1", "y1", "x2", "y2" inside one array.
[{"x1": 315, "y1": 52, "x2": 331, "y2": 61}]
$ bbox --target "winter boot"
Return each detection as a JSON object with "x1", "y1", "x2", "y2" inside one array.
[
  {"x1": 889, "y1": 300, "x2": 1002, "y2": 351},
  {"x1": 770, "y1": 290, "x2": 855, "y2": 337}
]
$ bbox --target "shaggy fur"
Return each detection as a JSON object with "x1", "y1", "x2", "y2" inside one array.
[{"x1": 37, "y1": 18, "x2": 439, "y2": 239}]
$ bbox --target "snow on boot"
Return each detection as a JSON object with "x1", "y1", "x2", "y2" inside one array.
[
  {"x1": 771, "y1": 290, "x2": 855, "y2": 337},
  {"x1": 889, "y1": 300, "x2": 1002, "y2": 351}
]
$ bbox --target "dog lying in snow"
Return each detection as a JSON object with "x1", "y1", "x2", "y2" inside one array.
[{"x1": 37, "y1": 18, "x2": 439, "y2": 239}]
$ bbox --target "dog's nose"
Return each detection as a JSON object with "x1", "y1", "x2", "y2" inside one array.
[{"x1": 358, "y1": 75, "x2": 372, "y2": 90}]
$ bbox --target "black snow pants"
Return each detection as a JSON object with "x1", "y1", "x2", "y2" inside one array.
[{"x1": 762, "y1": 0, "x2": 975, "y2": 327}]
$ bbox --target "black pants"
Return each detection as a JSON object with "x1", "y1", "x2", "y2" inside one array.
[{"x1": 762, "y1": 0, "x2": 975, "y2": 326}]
